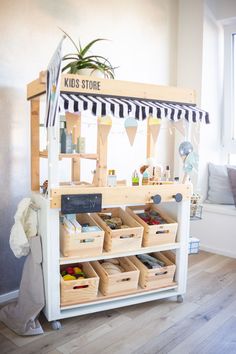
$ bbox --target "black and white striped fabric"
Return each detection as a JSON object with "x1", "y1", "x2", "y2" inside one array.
[{"x1": 59, "y1": 93, "x2": 210, "y2": 124}]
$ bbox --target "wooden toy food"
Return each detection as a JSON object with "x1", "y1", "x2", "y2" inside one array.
[
  {"x1": 100, "y1": 259, "x2": 125, "y2": 275},
  {"x1": 60, "y1": 263, "x2": 86, "y2": 280}
]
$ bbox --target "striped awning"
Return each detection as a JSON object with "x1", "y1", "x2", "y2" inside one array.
[{"x1": 58, "y1": 93, "x2": 210, "y2": 124}]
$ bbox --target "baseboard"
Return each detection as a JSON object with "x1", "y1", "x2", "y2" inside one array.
[
  {"x1": 0, "y1": 290, "x2": 19, "y2": 305},
  {"x1": 200, "y1": 244, "x2": 236, "y2": 259}
]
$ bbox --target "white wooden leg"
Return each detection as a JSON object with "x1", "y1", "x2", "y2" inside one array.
[{"x1": 175, "y1": 199, "x2": 190, "y2": 295}]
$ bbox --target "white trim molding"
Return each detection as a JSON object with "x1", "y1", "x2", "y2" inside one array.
[{"x1": 0, "y1": 290, "x2": 19, "y2": 305}]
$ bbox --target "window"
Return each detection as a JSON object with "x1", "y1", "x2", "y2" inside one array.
[
  {"x1": 224, "y1": 23, "x2": 236, "y2": 153},
  {"x1": 233, "y1": 33, "x2": 236, "y2": 139}
]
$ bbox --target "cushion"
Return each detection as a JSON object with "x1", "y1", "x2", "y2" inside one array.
[
  {"x1": 207, "y1": 163, "x2": 234, "y2": 204},
  {"x1": 227, "y1": 167, "x2": 236, "y2": 207}
]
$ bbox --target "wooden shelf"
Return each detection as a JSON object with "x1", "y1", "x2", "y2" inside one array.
[
  {"x1": 50, "y1": 183, "x2": 192, "y2": 209},
  {"x1": 39, "y1": 150, "x2": 98, "y2": 160},
  {"x1": 60, "y1": 242, "x2": 180, "y2": 264},
  {"x1": 60, "y1": 283, "x2": 178, "y2": 309}
]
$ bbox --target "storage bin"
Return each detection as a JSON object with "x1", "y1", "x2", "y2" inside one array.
[
  {"x1": 126, "y1": 204, "x2": 178, "y2": 247},
  {"x1": 129, "y1": 252, "x2": 176, "y2": 290},
  {"x1": 60, "y1": 213, "x2": 104, "y2": 257},
  {"x1": 188, "y1": 237, "x2": 200, "y2": 254},
  {"x1": 91, "y1": 257, "x2": 140, "y2": 296},
  {"x1": 60, "y1": 262, "x2": 99, "y2": 306},
  {"x1": 91, "y1": 207, "x2": 143, "y2": 252}
]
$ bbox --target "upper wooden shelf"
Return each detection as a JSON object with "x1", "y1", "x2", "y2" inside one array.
[
  {"x1": 39, "y1": 150, "x2": 98, "y2": 160},
  {"x1": 27, "y1": 71, "x2": 196, "y2": 104}
]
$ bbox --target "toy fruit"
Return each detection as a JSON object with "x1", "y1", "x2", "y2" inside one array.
[
  {"x1": 73, "y1": 267, "x2": 82, "y2": 274},
  {"x1": 63, "y1": 274, "x2": 76, "y2": 281},
  {"x1": 66, "y1": 267, "x2": 74, "y2": 275}
]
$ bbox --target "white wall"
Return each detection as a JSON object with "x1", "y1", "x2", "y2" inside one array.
[
  {"x1": 175, "y1": 0, "x2": 204, "y2": 188},
  {"x1": 177, "y1": 0, "x2": 204, "y2": 105},
  {"x1": 0, "y1": 0, "x2": 178, "y2": 294}
]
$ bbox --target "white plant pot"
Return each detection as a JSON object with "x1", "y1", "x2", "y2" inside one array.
[{"x1": 77, "y1": 68, "x2": 106, "y2": 78}]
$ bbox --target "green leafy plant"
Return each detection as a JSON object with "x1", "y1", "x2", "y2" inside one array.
[{"x1": 61, "y1": 30, "x2": 116, "y2": 78}]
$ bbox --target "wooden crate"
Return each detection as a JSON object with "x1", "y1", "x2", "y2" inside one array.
[
  {"x1": 91, "y1": 207, "x2": 143, "y2": 252},
  {"x1": 91, "y1": 257, "x2": 140, "y2": 296},
  {"x1": 60, "y1": 214, "x2": 104, "y2": 257},
  {"x1": 60, "y1": 262, "x2": 99, "y2": 306},
  {"x1": 129, "y1": 252, "x2": 176, "y2": 290},
  {"x1": 126, "y1": 204, "x2": 178, "y2": 247}
]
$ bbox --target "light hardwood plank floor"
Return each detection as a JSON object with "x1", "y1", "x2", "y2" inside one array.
[{"x1": 1, "y1": 251, "x2": 236, "y2": 354}]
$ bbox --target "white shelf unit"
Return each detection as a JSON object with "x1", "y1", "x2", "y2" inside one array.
[
  {"x1": 32, "y1": 188, "x2": 190, "y2": 322},
  {"x1": 28, "y1": 72, "x2": 193, "y2": 323}
]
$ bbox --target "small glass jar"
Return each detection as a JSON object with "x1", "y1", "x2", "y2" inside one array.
[{"x1": 107, "y1": 169, "x2": 117, "y2": 187}]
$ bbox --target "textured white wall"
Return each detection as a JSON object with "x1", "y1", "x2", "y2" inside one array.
[{"x1": 0, "y1": 0, "x2": 178, "y2": 294}]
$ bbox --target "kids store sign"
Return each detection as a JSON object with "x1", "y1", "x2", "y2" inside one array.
[{"x1": 61, "y1": 75, "x2": 102, "y2": 93}]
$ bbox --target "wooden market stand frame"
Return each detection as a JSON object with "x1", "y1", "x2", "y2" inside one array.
[{"x1": 27, "y1": 72, "x2": 193, "y2": 326}]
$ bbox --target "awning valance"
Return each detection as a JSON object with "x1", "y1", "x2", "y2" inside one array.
[{"x1": 58, "y1": 93, "x2": 209, "y2": 124}]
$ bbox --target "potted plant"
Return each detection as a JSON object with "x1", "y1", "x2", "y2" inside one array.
[{"x1": 61, "y1": 30, "x2": 116, "y2": 79}]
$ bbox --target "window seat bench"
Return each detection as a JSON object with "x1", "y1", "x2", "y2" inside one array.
[{"x1": 190, "y1": 203, "x2": 236, "y2": 258}]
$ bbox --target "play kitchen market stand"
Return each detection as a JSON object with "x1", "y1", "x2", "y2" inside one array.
[{"x1": 27, "y1": 71, "x2": 207, "y2": 329}]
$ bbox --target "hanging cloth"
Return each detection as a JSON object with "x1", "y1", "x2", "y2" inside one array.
[{"x1": 0, "y1": 199, "x2": 45, "y2": 336}]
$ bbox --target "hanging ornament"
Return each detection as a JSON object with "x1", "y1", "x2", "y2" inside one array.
[
  {"x1": 179, "y1": 141, "x2": 193, "y2": 157},
  {"x1": 148, "y1": 117, "x2": 162, "y2": 142},
  {"x1": 183, "y1": 151, "x2": 199, "y2": 173},
  {"x1": 179, "y1": 141, "x2": 198, "y2": 183},
  {"x1": 98, "y1": 116, "x2": 112, "y2": 126},
  {"x1": 124, "y1": 117, "x2": 138, "y2": 145},
  {"x1": 98, "y1": 116, "x2": 112, "y2": 144}
]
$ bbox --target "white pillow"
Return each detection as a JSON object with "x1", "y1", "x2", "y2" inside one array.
[{"x1": 207, "y1": 163, "x2": 234, "y2": 204}]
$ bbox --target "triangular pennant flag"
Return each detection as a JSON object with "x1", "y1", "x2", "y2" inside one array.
[
  {"x1": 124, "y1": 117, "x2": 138, "y2": 145},
  {"x1": 148, "y1": 117, "x2": 161, "y2": 143}
]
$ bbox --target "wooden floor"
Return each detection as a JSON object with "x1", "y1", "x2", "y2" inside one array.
[{"x1": 1, "y1": 251, "x2": 236, "y2": 354}]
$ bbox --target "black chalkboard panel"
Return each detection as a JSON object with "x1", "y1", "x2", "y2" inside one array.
[{"x1": 61, "y1": 194, "x2": 102, "y2": 214}]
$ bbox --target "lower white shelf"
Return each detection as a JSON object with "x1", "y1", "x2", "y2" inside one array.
[{"x1": 56, "y1": 285, "x2": 179, "y2": 320}]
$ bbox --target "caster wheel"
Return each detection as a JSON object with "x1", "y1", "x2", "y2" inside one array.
[
  {"x1": 177, "y1": 295, "x2": 183, "y2": 303},
  {"x1": 51, "y1": 320, "x2": 62, "y2": 330}
]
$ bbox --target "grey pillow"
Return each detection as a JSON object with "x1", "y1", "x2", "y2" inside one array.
[
  {"x1": 227, "y1": 167, "x2": 236, "y2": 207},
  {"x1": 207, "y1": 163, "x2": 234, "y2": 204}
]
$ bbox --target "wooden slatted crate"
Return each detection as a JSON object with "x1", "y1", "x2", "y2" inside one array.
[
  {"x1": 91, "y1": 257, "x2": 140, "y2": 296},
  {"x1": 129, "y1": 252, "x2": 176, "y2": 290},
  {"x1": 126, "y1": 204, "x2": 178, "y2": 247},
  {"x1": 60, "y1": 213, "x2": 104, "y2": 257},
  {"x1": 91, "y1": 207, "x2": 143, "y2": 252},
  {"x1": 60, "y1": 262, "x2": 99, "y2": 306}
]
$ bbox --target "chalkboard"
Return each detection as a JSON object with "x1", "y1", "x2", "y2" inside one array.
[{"x1": 61, "y1": 194, "x2": 102, "y2": 214}]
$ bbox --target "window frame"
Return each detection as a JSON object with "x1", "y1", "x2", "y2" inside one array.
[{"x1": 223, "y1": 23, "x2": 236, "y2": 153}]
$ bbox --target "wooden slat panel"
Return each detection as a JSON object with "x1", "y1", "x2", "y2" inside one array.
[{"x1": 50, "y1": 184, "x2": 192, "y2": 208}]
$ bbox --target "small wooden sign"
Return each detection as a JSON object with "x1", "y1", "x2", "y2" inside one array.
[{"x1": 61, "y1": 193, "x2": 102, "y2": 214}]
